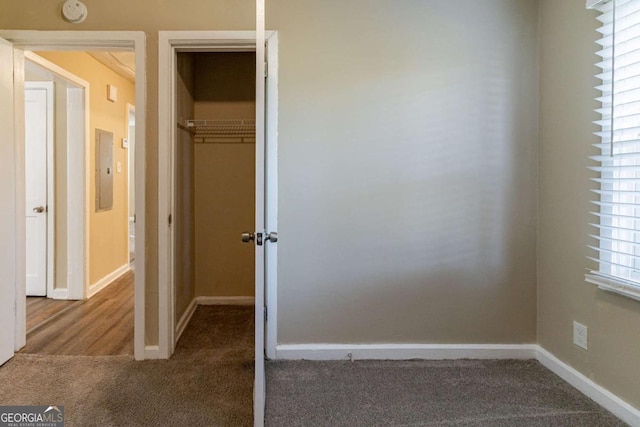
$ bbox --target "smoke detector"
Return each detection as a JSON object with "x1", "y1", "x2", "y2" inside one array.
[{"x1": 62, "y1": 0, "x2": 88, "y2": 24}]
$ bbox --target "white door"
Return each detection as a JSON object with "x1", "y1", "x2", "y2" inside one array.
[
  {"x1": 25, "y1": 83, "x2": 52, "y2": 296},
  {"x1": 254, "y1": 3, "x2": 267, "y2": 425},
  {"x1": 0, "y1": 37, "x2": 16, "y2": 365}
]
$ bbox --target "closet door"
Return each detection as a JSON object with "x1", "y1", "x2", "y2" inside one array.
[{"x1": 254, "y1": 1, "x2": 267, "y2": 424}]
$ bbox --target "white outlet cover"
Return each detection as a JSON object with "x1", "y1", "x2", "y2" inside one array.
[
  {"x1": 573, "y1": 321, "x2": 588, "y2": 350},
  {"x1": 62, "y1": 0, "x2": 88, "y2": 24},
  {"x1": 117, "y1": 162, "x2": 122, "y2": 173}
]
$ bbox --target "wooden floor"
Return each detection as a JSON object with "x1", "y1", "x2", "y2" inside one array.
[
  {"x1": 21, "y1": 270, "x2": 134, "y2": 356},
  {"x1": 26, "y1": 297, "x2": 77, "y2": 332}
]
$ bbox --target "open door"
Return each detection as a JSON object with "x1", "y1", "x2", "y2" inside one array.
[
  {"x1": 254, "y1": 0, "x2": 267, "y2": 424},
  {"x1": 0, "y1": 37, "x2": 17, "y2": 365}
]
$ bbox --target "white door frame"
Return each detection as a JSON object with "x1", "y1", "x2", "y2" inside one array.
[
  {"x1": 24, "y1": 53, "x2": 89, "y2": 301},
  {"x1": 158, "y1": 30, "x2": 278, "y2": 426},
  {"x1": 24, "y1": 81, "x2": 55, "y2": 298},
  {"x1": 126, "y1": 103, "x2": 135, "y2": 261},
  {"x1": 0, "y1": 30, "x2": 147, "y2": 361},
  {"x1": 158, "y1": 30, "x2": 279, "y2": 358}
]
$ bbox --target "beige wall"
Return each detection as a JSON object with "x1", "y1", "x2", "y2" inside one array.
[
  {"x1": 35, "y1": 51, "x2": 134, "y2": 286},
  {"x1": 193, "y1": 53, "x2": 255, "y2": 298},
  {"x1": 538, "y1": 0, "x2": 640, "y2": 409},
  {"x1": 0, "y1": 0, "x2": 539, "y2": 347},
  {"x1": 174, "y1": 53, "x2": 196, "y2": 322},
  {"x1": 193, "y1": 53, "x2": 256, "y2": 120}
]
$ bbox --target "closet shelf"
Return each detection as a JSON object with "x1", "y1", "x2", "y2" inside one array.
[{"x1": 185, "y1": 119, "x2": 256, "y2": 144}]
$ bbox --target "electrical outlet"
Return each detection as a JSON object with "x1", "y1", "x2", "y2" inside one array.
[{"x1": 573, "y1": 321, "x2": 588, "y2": 350}]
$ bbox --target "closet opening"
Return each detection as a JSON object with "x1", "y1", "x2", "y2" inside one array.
[
  {"x1": 159, "y1": 30, "x2": 278, "y2": 422},
  {"x1": 173, "y1": 51, "x2": 256, "y2": 359}
]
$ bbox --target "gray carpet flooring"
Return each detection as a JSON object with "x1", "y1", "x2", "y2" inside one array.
[
  {"x1": 1, "y1": 305, "x2": 627, "y2": 426},
  {"x1": 0, "y1": 305, "x2": 254, "y2": 426},
  {"x1": 266, "y1": 359, "x2": 626, "y2": 426}
]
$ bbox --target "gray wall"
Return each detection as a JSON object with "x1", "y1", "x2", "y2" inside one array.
[
  {"x1": 538, "y1": 0, "x2": 640, "y2": 408},
  {"x1": 270, "y1": 0, "x2": 539, "y2": 344},
  {"x1": 0, "y1": 0, "x2": 539, "y2": 348}
]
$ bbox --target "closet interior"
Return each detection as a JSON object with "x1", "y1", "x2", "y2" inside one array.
[{"x1": 174, "y1": 51, "x2": 256, "y2": 330}]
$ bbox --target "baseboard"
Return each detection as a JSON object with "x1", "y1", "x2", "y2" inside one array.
[
  {"x1": 196, "y1": 296, "x2": 255, "y2": 305},
  {"x1": 275, "y1": 344, "x2": 539, "y2": 361},
  {"x1": 536, "y1": 347, "x2": 640, "y2": 426},
  {"x1": 48, "y1": 288, "x2": 70, "y2": 300},
  {"x1": 175, "y1": 298, "x2": 197, "y2": 344},
  {"x1": 88, "y1": 264, "x2": 130, "y2": 299},
  {"x1": 274, "y1": 343, "x2": 638, "y2": 424},
  {"x1": 144, "y1": 345, "x2": 163, "y2": 360}
]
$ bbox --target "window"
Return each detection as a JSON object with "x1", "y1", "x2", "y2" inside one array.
[{"x1": 587, "y1": 0, "x2": 640, "y2": 301}]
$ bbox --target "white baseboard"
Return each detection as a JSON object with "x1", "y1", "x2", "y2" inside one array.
[
  {"x1": 144, "y1": 345, "x2": 163, "y2": 360},
  {"x1": 88, "y1": 263, "x2": 130, "y2": 299},
  {"x1": 48, "y1": 288, "x2": 70, "y2": 300},
  {"x1": 536, "y1": 347, "x2": 640, "y2": 426},
  {"x1": 274, "y1": 343, "x2": 639, "y2": 425},
  {"x1": 175, "y1": 298, "x2": 197, "y2": 344},
  {"x1": 275, "y1": 344, "x2": 539, "y2": 361},
  {"x1": 196, "y1": 296, "x2": 255, "y2": 305}
]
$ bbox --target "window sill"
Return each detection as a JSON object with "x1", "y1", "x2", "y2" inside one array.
[{"x1": 585, "y1": 273, "x2": 640, "y2": 303}]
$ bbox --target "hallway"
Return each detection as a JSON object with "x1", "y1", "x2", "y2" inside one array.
[{"x1": 21, "y1": 270, "x2": 134, "y2": 356}]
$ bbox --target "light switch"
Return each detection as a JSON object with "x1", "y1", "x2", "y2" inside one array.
[{"x1": 117, "y1": 162, "x2": 122, "y2": 173}]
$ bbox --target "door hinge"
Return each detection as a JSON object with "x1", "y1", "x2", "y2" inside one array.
[
  {"x1": 168, "y1": 213, "x2": 172, "y2": 226},
  {"x1": 134, "y1": 213, "x2": 136, "y2": 224},
  {"x1": 265, "y1": 61, "x2": 268, "y2": 78},
  {"x1": 264, "y1": 306, "x2": 268, "y2": 322}
]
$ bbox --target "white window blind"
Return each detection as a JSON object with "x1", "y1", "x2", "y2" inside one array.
[{"x1": 587, "y1": 0, "x2": 640, "y2": 302}]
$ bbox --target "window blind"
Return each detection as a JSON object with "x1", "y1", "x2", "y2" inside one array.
[{"x1": 587, "y1": 0, "x2": 640, "y2": 301}]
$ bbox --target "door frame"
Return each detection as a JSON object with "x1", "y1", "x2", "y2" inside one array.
[
  {"x1": 24, "y1": 81, "x2": 55, "y2": 298},
  {"x1": 126, "y1": 102, "x2": 135, "y2": 262},
  {"x1": 0, "y1": 30, "x2": 147, "y2": 360},
  {"x1": 24, "y1": 52, "x2": 89, "y2": 301},
  {"x1": 157, "y1": 31, "x2": 278, "y2": 426},
  {"x1": 158, "y1": 30, "x2": 279, "y2": 359}
]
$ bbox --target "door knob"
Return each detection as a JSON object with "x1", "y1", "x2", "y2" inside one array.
[
  {"x1": 266, "y1": 232, "x2": 278, "y2": 243},
  {"x1": 33, "y1": 206, "x2": 45, "y2": 213},
  {"x1": 241, "y1": 232, "x2": 255, "y2": 243}
]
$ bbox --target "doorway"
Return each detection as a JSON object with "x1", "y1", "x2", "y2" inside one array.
[
  {"x1": 24, "y1": 80, "x2": 54, "y2": 298},
  {"x1": 175, "y1": 50, "x2": 257, "y2": 327},
  {"x1": 158, "y1": 30, "x2": 278, "y2": 425},
  {"x1": 20, "y1": 51, "x2": 137, "y2": 356},
  {"x1": 22, "y1": 54, "x2": 87, "y2": 304},
  {"x1": 0, "y1": 30, "x2": 147, "y2": 362}
]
